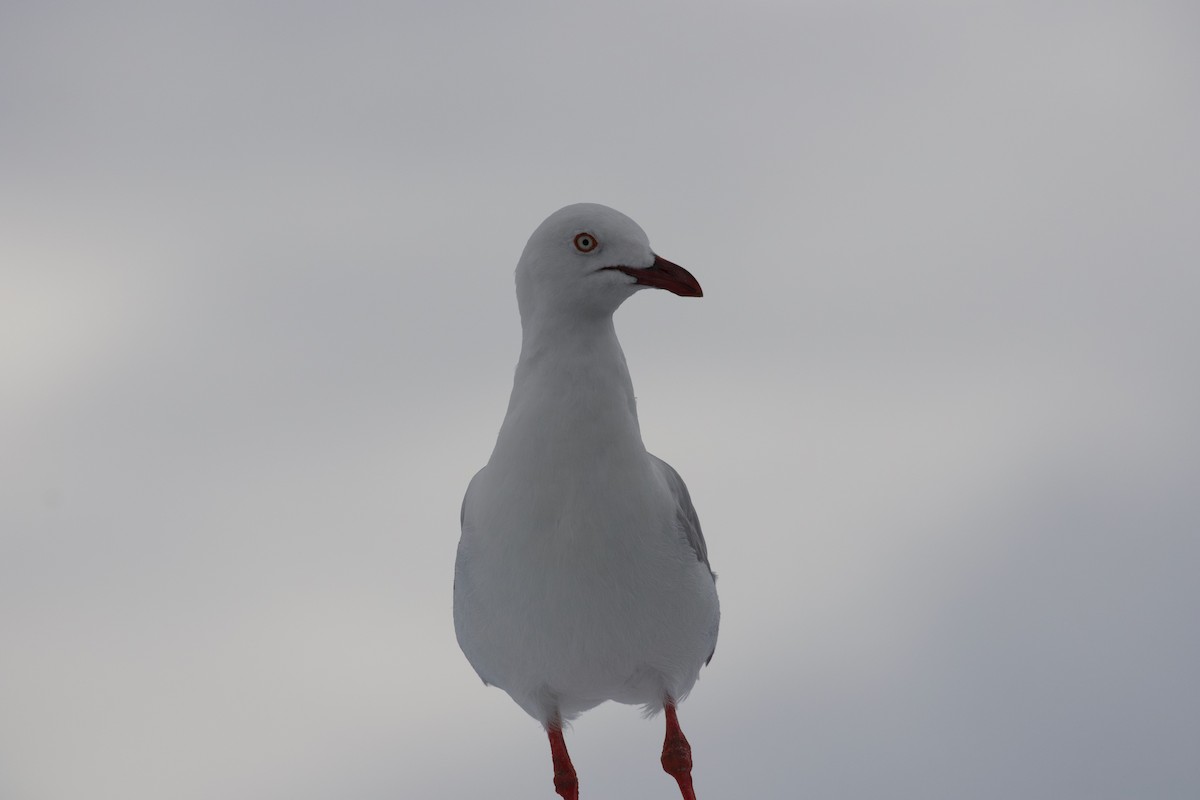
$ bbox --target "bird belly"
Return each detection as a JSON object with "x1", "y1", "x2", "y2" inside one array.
[{"x1": 454, "y1": 493, "x2": 718, "y2": 723}]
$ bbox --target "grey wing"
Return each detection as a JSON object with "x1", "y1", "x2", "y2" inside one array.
[
  {"x1": 650, "y1": 454, "x2": 718, "y2": 665},
  {"x1": 649, "y1": 454, "x2": 714, "y2": 579}
]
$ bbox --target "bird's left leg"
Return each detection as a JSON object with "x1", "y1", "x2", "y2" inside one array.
[{"x1": 661, "y1": 700, "x2": 697, "y2": 800}]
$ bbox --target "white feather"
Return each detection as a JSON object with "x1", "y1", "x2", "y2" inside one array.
[{"x1": 453, "y1": 203, "x2": 719, "y2": 727}]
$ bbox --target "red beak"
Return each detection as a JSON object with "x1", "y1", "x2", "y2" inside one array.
[{"x1": 605, "y1": 255, "x2": 703, "y2": 298}]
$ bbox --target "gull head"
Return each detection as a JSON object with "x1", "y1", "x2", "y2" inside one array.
[{"x1": 515, "y1": 203, "x2": 702, "y2": 325}]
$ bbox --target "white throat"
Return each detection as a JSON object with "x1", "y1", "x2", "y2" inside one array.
[{"x1": 490, "y1": 310, "x2": 645, "y2": 477}]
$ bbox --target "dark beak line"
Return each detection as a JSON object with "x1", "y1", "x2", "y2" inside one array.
[{"x1": 602, "y1": 254, "x2": 703, "y2": 297}]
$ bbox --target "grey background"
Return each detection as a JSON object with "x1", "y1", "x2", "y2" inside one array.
[{"x1": 2, "y1": 2, "x2": 1198, "y2": 798}]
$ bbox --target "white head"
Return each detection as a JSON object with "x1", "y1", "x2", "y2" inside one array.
[{"x1": 514, "y1": 203, "x2": 702, "y2": 327}]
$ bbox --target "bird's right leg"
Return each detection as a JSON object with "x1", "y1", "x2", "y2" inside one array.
[{"x1": 548, "y1": 725, "x2": 579, "y2": 800}]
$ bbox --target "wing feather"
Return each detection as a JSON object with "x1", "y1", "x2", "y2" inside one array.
[{"x1": 649, "y1": 454, "x2": 714, "y2": 578}]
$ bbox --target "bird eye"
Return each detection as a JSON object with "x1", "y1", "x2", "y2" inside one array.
[{"x1": 573, "y1": 232, "x2": 598, "y2": 253}]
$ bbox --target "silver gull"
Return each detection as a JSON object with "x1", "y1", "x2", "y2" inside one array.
[{"x1": 454, "y1": 203, "x2": 719, "y2": 800}]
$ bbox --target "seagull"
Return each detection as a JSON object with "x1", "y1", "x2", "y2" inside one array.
[{"x1": 454, "y1": 203, "x2": 719, "y2": 800}]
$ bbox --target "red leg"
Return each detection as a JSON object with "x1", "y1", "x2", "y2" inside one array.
[
  {"x1": 661, "y1": 702, "x2": 697, "y2": 800},
  {"x1": 548, "y1": 726, "x2": 579, "y2": 800}
]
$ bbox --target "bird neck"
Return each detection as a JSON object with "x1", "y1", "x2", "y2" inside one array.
[{"x1": 490, "y1": 311, "x2": 646, "y2": 469}]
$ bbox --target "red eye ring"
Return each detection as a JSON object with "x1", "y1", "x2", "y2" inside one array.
[{"x1": 573, "y1": 232, "x2": 598, "y2": 253}]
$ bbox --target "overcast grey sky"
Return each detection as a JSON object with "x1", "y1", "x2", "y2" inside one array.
[{"x1": 2, "y1": 1, "x2": 1198, "y2": 798}]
